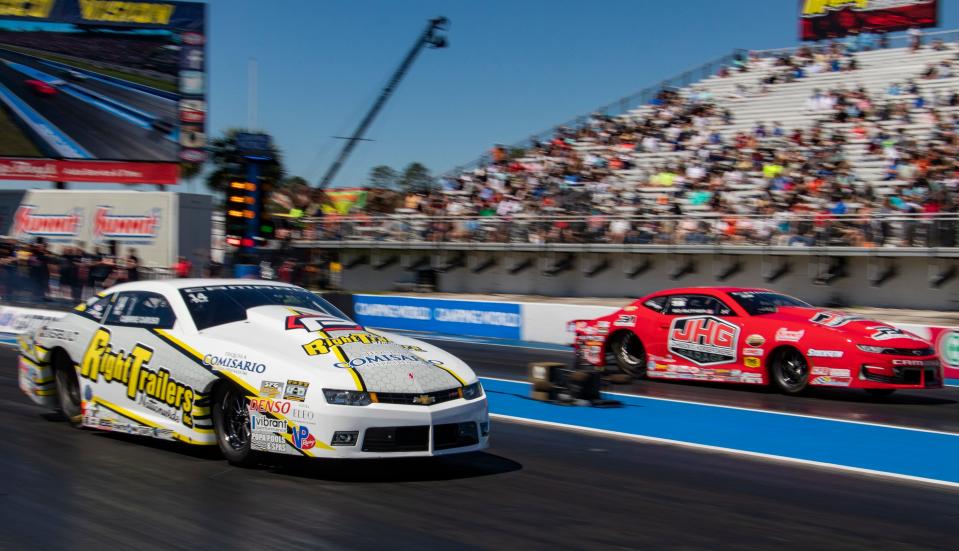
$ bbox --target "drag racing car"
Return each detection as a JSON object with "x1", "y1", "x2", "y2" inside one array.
[
  {"x1": 571, "y1": 287, "x2": 941, "y2": 396},
  {"x1": 18, "y1": 279, "x2": 489, "y2": 465}
]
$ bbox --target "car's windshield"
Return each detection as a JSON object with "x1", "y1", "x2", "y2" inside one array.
[
  {"x1": 727, "y1": 291, "x2": 810, "y2": 315},
  {"x1": 179, "y1": 284, "x2": 351, "y2": 330}
]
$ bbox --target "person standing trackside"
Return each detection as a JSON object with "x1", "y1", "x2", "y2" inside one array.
[
  {"x1": 126, "y1": 249, "x2": 140, "y2": 281},
  {"x1": 174, "y1": 256, "x2": 192, "y2": 278}
]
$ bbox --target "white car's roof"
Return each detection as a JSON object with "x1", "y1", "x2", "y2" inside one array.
[{"x1": 102, "y1": 278, "x2": 300, "y2": 295}]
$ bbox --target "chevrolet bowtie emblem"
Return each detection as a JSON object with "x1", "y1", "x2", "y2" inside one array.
[{"x1": 412, "y1": 394, "x2": 435, "y2": 405}]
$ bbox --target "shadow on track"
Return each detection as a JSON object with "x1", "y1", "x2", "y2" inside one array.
[{"x1": 267, "y1": 452, "x2": 522, "y2": 483}]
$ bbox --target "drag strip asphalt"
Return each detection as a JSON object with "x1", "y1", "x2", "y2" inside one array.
[{"x1": 1, "y1": 349, "x2": 957, "y2": 550}]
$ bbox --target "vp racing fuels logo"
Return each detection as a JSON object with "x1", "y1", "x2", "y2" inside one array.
[
  {"x1": 668, "y1": 316, "x2": 740, "y2": 366},
  {"x1": 80, "y1": 328, "x2": 195, "y2": 428}
]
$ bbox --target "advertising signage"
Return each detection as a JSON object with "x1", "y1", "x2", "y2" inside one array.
[
  {"x1": 801, "y1": 0, "x2": 939, "y2": 41},
  {"x1": 0, "y1": 0, "x2": 207, "y2": 184}
]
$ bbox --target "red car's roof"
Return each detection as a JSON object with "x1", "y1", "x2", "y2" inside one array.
[{"x1": 644, "y1": 286, "x2": 773, "y2": 297}]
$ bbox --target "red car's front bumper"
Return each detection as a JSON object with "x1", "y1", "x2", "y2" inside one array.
[{"x1": 850, "y1": 357, "x2": 943, "y2": 389}]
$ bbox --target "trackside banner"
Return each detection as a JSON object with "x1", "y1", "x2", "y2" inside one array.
[
  {"x1": 0, "y1": 305, "x2": 66, "y2": 336},
  {"x1": 800, "y1": 0, "x2": 938, "y2": 41},
  {"x1": 352, "y1": 295, "x2": 521, "y2": 339}
]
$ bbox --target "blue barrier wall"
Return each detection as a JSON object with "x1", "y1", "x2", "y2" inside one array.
[{"x1": 352, "y1": 295, "x2": 521, "y2": 339}]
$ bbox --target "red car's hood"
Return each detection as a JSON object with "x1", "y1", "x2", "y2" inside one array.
[{"x1": 759, "y1": 306, "x2": 931, "y2": 347}]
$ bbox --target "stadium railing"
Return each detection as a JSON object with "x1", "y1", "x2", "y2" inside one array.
[{"x1": 289, "y1": 213, "x2": 959, "y2": 253}]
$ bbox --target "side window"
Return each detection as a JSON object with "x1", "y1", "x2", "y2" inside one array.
[
  {"x1": 642, "y1": 296, "x2": 667, "y2": 313},
  {"x1": 665, "y1": 295, "x2": 734, "y2": 316},
  {"x1": 77, "y1": 294, "x2": 113, "y2": 323},
  {"x1": 104, "y1": 292, "x2": 176, "y2": 329}
]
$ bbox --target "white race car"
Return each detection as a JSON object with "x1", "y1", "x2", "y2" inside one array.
[{"x1": 18, "y1": 279, "x2": 489, "y2": 465}]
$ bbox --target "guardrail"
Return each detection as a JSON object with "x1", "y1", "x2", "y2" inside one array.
[{"x1": 287, "y1": 213, "x2": 959, "y2": 249}]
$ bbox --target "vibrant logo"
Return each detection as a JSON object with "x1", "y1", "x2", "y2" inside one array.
[
  {"x1": 79, "y1": 328, "x2": 194, "y2": 428},
  {"x1": 668, "y1": 316, "x2": 739, "y2": 366},
  {"x1": 13, "y1": 205, "x2": 82, "y2": 237},
  {"x1": 291, "y1": 425, "x2": 315, "y2": 450},
  {"x1": 938, "y1": 331, "x2": 959, "y2": 368},
  {"x1": 92, "y1": 206, "x2": 160, "y2": 239},
  {"x1": 250, "y1": 415, "x2": 287, "y2": 434}
]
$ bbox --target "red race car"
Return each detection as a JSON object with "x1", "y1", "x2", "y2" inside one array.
[
  {"x1": 571, "y1": 287, "x2": 941, "y2": 396},
  {"x1": 25, "y1": 79, "x2": 58, "y2": 96}
]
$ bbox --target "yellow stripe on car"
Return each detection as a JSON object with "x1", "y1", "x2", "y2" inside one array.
[{"x1": 92, "y1": 397, "x2": 215, "y2": 446}]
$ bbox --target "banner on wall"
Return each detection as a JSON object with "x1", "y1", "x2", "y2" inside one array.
[
  {"x1": 352, "y1": 295, "x2": 521, "y2": 339},
  {"x1": 800, "y1": 0, "x2": 938, "y2": 41}
]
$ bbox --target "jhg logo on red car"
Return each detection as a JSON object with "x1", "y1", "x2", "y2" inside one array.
[{"x1": 668, "y1": 316, "x2": 739, "y2": 366}]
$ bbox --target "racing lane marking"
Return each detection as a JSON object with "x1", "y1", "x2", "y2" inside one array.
[
  {"x1": 480, "y1": 375, "x2": 959, "y2": 437},
  {"x1": 481, "y1": 378, "x2": 959, "y2": 486},
  {"x1": 490, "y1": 413, "x2": 959, "y2": 490}
]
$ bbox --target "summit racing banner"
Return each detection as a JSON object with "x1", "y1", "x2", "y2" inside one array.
[
  {"x1": 800, "y1": 0, "x2": 939, "y2": 41},
  {"x1": 0, "y1": 158, "x2": 177, "y2": 184}
]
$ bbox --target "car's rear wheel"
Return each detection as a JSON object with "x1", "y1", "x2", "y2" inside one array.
[
  {"x1": 610, "y1": 331, "x2": 647, "y2": 378},
  {"x1": 53, "y1": 351, "x2": 82, "y2": 427},
  {"x1": 212, "y1": 383, "x2": 257, "y2": 467},
  {"x1": 770, "y1": 347, "x2": 809, "y2": 395},
  {"x1": 864, "y1": 388, "x2": 896, "y2": 398}
]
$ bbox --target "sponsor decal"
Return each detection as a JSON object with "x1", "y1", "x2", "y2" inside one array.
[
  {"x1": 202, "y1": 353, "x2": 267, "y2": 374},
  {"x1": 613, "y1": 315, "x2": 636, "y2": 328},
  {"x1": 867, "y1": 326, "x2": 921, "y2": 342},
  {"x1": 811, "y1": 366, "x2": 829, "y2": 375},
  {"x1": 37, "y1": 327, "x2": 79, "y2": 342},
  {"x1": 807, "y1": 349, "x2": 844, "y2": 358},
  {"x1": 332, "y1": 354, "x2": 423, "y2": 369},
  {"x1": 810, "y1": 312, "x2": 864, "y2": 328},
  {"x1": 13, "y1": 205, "x2": 82, "y2": 237},
  {"x1": 744, "y1": 357, "x2": 761, "y2": 368},
  {"x1": 741, "y1": 373, "x2": 763, "y2": 384},
  {"x1": 79, "y1": 328, "x2": 194, "y2": 428},
  {"x1": 775, "y1": 328, "x2": 805, "y2": 342},
  {"x1": 291, "y1": 425, "x2": 315, "y2": 450},
  {"x1": 811, "y1": 376, "x2": 851, "y2": 387},
  {"x1": 288, "y1": 407, "x2": 315, "y2": 422},
  {"x1": 249, "y1": 398, "x2": 291, "y2": 415},
  {"x1": 597, "y1": 321, "x2": 611, "y2": 328},
  {"x1": 92, "y1": 206, "x2": 160, "y2": 239},
  {"x1": 667, "y1": 316, "x2": 739, "y2": 366},
  {"x1": 251, "y1": 432, "x2": 286, "y2": 453},
  {"x1": 745, "y1": 334, "x2": 766, "y2": 347},
  {"x1": 829, "y1": 368, "x2": 851, "y2": 377},
  {"x1": 250, "y1": 415, "x2": 287, "y2": 434},
  {"x1": 259, "y1": 380, "x2": 284, "y2": 399},
  {"x1": 283, "y1": 380, "x2": 309, "y2": 402},
  {"x1": 623, "y1": 305, "x2": 638, "y2": 312},
  {"x1": 302, "y1": 333, "x2": 391, "y2": 356},
  {"x1": 401, "y1": 344, "x2": 427, "y2": 353},
  {"x1": 179, "y1": 99, "x2": 206, "y2": 123},
  {"x1": 892, "y1": 359, "x2": 939, "y2": 367},
  {"x1": 285, "y1": 313, "x2": 362, "y2": 333},
  {"x1": 743, "y1": 347, "x2": 764, "y2": 357}
]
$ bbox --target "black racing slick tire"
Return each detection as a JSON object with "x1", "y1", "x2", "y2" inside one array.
[
  {"x1": 770, "y1": 347, "x2": 810, "y2": 395},
  {"x1": 864, "y1": 388, "x2": 896, "y2": 398},
  {"x1": 53, "y1": 351, "x2": 82, "y2": 427},
  {"x1": 212, "y1": 383, "x2": 258, "y2": 467},
  {"x1": 610, "y1": 332, "x2": 647, "y2": 378}
]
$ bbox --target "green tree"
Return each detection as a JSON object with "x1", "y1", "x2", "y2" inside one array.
[
  {"x1": 368, "y1": 165, "x2": 398, "y2": 190},
  {"x1": 399, "y1": 162, "x2": 434, "y2": 193},
  {"x1": 203, "y1": 128, "x2": 285, "y2": 193}
]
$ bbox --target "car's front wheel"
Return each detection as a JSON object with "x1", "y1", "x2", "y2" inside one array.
[
  {"x1": 610, "y1": 331, "x2": 647, "y2": 378},
  {"x1": 53, "y1": 351, "x2": 82, "y2": 427},
  {"x1": 770, "y1": 347, "x2": 809, "y2": 395},
  {"x1": 212, "y1": 383, "x2": 257, "y2": 467}
]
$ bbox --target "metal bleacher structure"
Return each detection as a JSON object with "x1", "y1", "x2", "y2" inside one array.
[{"x1": 292, "y1": 31, "x2": 959, "y2": 308}]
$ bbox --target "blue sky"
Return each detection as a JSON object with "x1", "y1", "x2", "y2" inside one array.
[{"x1": 4, "y1": 1, "x2": 959, "y2": 191}]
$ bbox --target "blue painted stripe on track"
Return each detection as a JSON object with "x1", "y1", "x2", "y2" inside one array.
[
  {"x1": 481, "y1": 377, "x2": 959, "y2": 484},
  {"x1": 0, "y1": 78, "x2": 92, "y2": 158}
]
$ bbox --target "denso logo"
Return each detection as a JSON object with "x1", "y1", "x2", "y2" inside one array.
[
  {"x1": 93, "y1": 206, "x2": 160, "y2": 239},
  {"x1": 13, "y1": 205, "x2": 82, "y2": 237}
]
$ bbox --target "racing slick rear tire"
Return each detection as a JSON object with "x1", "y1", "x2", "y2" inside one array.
[
  {"x1": 53, "y1": 350, "x2": 82, "y2": 427},
  {"x1": 213, "y1": 383, "x2": 258, "y2": 467},
  {"x1": 770, "y1": 347, "x2": 809, "y2": 395},
  {"x1": 610, "y1": 331, "x2": 647, "y2": 378},
  {"x1": 864, "y1": 388, "x2": 896, "y2": 398}
]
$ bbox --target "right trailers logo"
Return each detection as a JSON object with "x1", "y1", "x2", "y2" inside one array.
[{"x1": 668, "y1": 316, "x2": 739, "y2": 366}]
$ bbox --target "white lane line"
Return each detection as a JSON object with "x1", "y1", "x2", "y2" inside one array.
[
  {"x1": 490, "y1": 413, "x2": 959, "y2": 490},
  {"x1": 481, "y1": 375, "x2": 959, "y2": 437}
]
